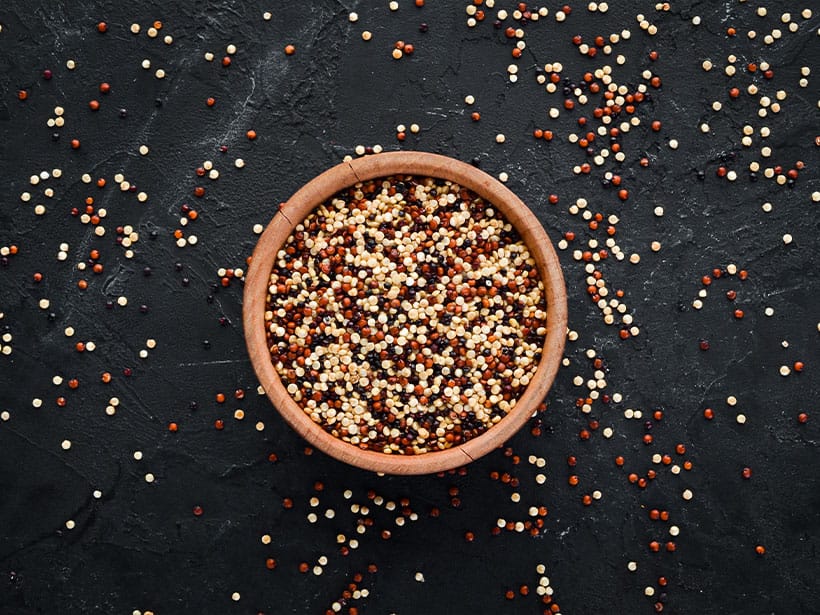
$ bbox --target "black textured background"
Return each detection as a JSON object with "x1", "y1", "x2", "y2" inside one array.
[{"x1": 1, "y1": 1, "x2": 818, "y2": 614}]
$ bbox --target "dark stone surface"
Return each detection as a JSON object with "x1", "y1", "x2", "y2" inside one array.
[{"x1": 0, "y1": 1, "x2": 818, "y2": 614}]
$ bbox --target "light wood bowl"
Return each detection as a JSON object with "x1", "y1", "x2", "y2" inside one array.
[{"x1": 243, "y1": 151, "x2": 567, "y2": 474}]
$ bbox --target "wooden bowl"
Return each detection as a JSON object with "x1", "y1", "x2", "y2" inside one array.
[{"x1": 243, "y1": 151, "x2": 567, "y2": 474}]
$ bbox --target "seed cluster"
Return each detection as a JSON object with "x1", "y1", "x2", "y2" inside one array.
[{"x1": 265, "y1": 176, "x2": 547, "y2": 454}]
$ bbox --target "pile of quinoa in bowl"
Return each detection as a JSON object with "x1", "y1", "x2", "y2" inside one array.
[{"x1": 264, "y1": 174, "x2": 548, "y2": 455}]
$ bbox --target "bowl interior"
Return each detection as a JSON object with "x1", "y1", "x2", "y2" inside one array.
[{"x1": 243, "y1": 151, "x2": 567, "y2": 474}]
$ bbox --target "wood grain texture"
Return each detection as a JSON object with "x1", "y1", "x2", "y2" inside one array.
[{"x1": 243, "y1": 151, "x2": 567, "y2": 474}]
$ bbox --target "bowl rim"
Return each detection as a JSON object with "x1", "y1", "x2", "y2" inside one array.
[{"x1": 243, "y1": 151, "x2": 567, "y2": 474}]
